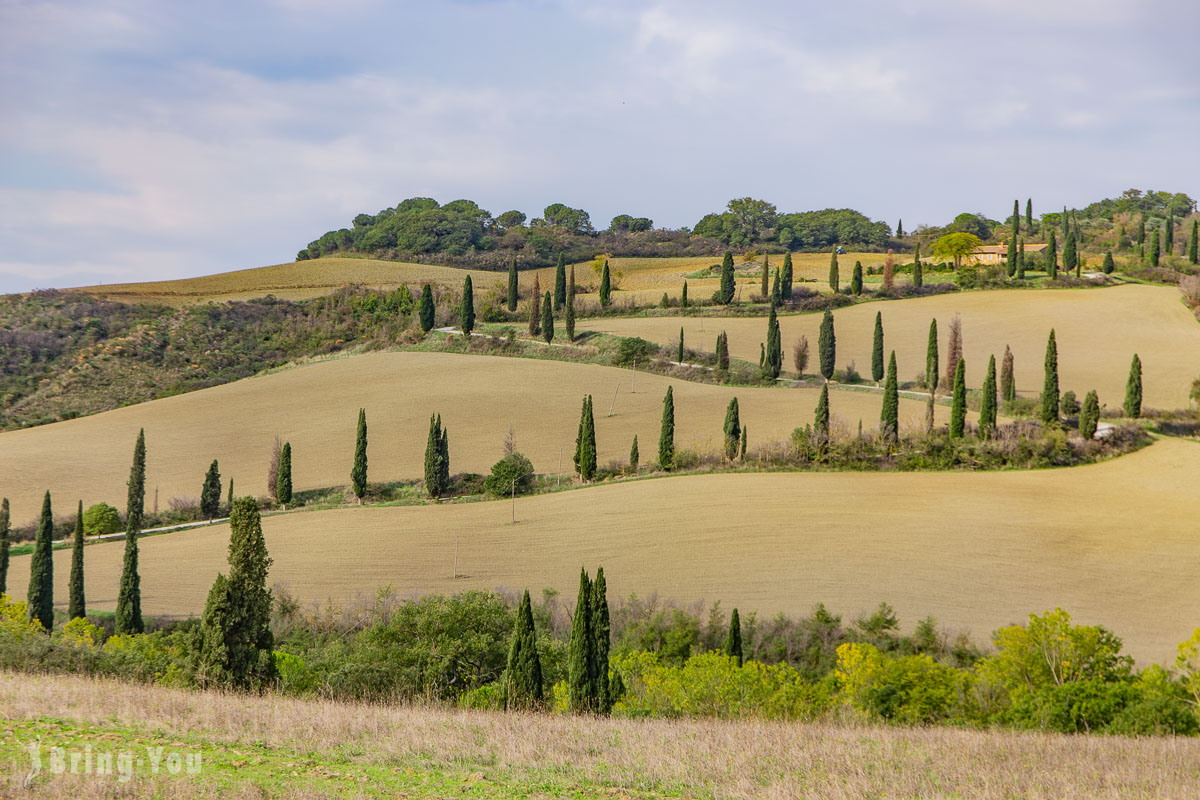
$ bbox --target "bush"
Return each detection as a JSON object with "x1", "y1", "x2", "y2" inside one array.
[
  {"x1": 614, "y1": 336, "x2": 659, "y2": 366},
  {"x1": 836, "y1": 643, "x2": 965, "y2": 724},
  {"x1": 484, "y1": 452, "x2": 535, "y2": 497},
  {"x1": 82, "y1": 502, "x2": 122, "y2": 536}
]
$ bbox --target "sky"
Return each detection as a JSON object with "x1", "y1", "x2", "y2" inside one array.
[{"x1": 1, "y1": 0, "x2": 1197, "y2": 293}]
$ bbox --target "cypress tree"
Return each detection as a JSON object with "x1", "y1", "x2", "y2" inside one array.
[
  {"x1": 1025, "y1": 198, "x2": 1033, "y2": 228},
  {"x1": 541, "y1": 291, "x2": 555, "y2": 343},
  {"x1": 980, "y1": 354, "x2": 997, "y2": 438},
  {"x1": 591, "y1": 566, "x2": 612, "y2": 714},
  {"x1": 925, "y1": 318, "x2": 939, "y2": 391},
  {"x1": 719, "y1": 250, "x2": 735, "y2": 304},
  {"x1": 871, "y1": 311, "x2": 884, "y2": 383},
  {"x1": 554, "y1": 254, "x2": 567, "y2": 310},
  {"x1": 1079, "y1": 390, "x2": 1100, "y2": 439},
  {"x1": 1045, "y1": 230, "x2": 1058, "y2": 278},
  {"x1": 851, "y1": 261, "x2": 863, "y2": 295},
  {"x1": 1041, "y1": 329, "x2": 1060, "y2": 426},
  {"x1": 115, "y1": 429, "x2": 145, "y2": 635},
  {"x1": 200, "y1": 459, "x2": 222, "y2": 519},
  {"x1": 818, "y1": 310, "x2": 835, "y2": 381},
  {"x1": 881, "y1": 351, "x2": 899, "y2": 441},
  {"x1": 1149, "y1": 231, "x2": 1161, "y2": 266},
  {"x1": 1102, "y1": 251, "x2": 1115, "y2": 274},
  {"x1": 763, "y1": 305, "x2": 781, "y2": 379},
  {"x1": 724, "y1": 608, "x2": 743, "y2": 666},
  {"x1": 1189, "y1": 219, "x2": 1198, "y2": 264},
  {"x1": 716, "y1": 332, "x2": 729, "y2": 371},
  {"x1": 565, "y1": 266, "x2": 576, "y2": 341},
  {"x1": 1135, "y1": 218, "x2": 1146, "y2": 244},
  {"x1": 781, "y1": 252, "x2": 793, "y2": 299},
  {"x1": 897, "y1": 219, "x2": 904, "y2": 238},
  {"x1": 1063, "y1": 228, "x2": 1077, "y2": 274},
  {"x1": 828, "y1": 248, "x2": 839, "y2": 292},
  {"x1": 760, "y1": 254, "x2": 769, "y2": 298},
  {"x1": 1007, "y1": 230, "x2": 1018, "y2": 277},
  {"x1": 351, "y1": 408, "x2": 368, "y2": 501},
  {"x1": 439, "y1": 416, "x2": 450, "y2": 493},
  {"x1": 1124, "y1": 354, "x2": 1142, "y2": 418},
  {"x1": 418, "y1": 283, "x2": 435, "y2": 332},
  {"x1": 1165, "y1": 214, "x2": 1174, "y2": 254},
  {"x1": 0, "y1": 498, "x2": 9, "y2": 597},
  {"x1": 949, "y1": 359, "x2": 967, "y2": 438},
  {"x1": 197, "y1": 496, "x2": 276, "y2": 690},
  {"x1": 227, "y1": 477, "x2": 234, "y2": 513},
  {"x1": 771, "y1": 267, "x2": 782, "y2": 305},
  {"x1": 425, "y1": 414, "x2": 444, "y2": 497},
  {"x1": 659, "y1": 386, "x2": 675, "y2": 470},
  {"x1": 27, "y1": 491, "x2": 54, "y2": 631},
  {"x1": 1017, "y1": 239, "x2": 1026, "y2": 279},
  {"x1": 460, "y1": 275, "x2": 475, "y2": 336},
  {"x1": 1001, "y1": 345, "x2": 1016, "y2": 403},
  {"x1": 723, "y1": 397, "x2": 741, "y2": 460},
  {"x1": 505, "y1": 589, "x2": 544, "y2": 709},
  {"x1": 681, "y1": 280, "x2": 688, "y2": 309},
  {"x1": 528, "y1": 275, "x2": 542, "y2": 336},
  {"x1": 912, "y1": 242, "x2": 923, "y2": 288},
  {"x1": 507, "y1": 257, "x2": 518, "y2": 312},
  {"x1": 629, "y1": 435, "x2": 639, "y2": 472},
  {"x1": 739, "y1": 425, "x2": 748, "y2": 460},
  {"x1": 599, "y1": 261, "x2": 612, "y2": 307},
  {"x1": 579, "y1": 396, "x2": 597, "y2": 481},
  {"x1": 574, "y1": 396, "x2": 585, "y2": 474},
  {"x1": 567, "y1": 568, "x2": 594, "y2": 713},
  {"x1": 814, "y1": 382, "x2": 830, "y2": 435},
  {"x1": 276, "y1": 442, "x2": 292, "y2": 508},
  {"x1": 1012, "y1": 199, "x2": 1020, "y2": 237},
  {"x1": 68, "y1": 500, "x2": 85, "y2": 620},
  {"x1": 677, "y1": 326, "x2": 685, "y2": 363}
]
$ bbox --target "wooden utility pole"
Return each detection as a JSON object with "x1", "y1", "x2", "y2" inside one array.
[{"x1": 608, "y1": 381, "x2": 620, "y2": 416}]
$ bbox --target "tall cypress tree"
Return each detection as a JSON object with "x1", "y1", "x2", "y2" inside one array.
[
  {"x1": 1041, "y1": 329, "x2": 1060, "y2": 426},
  {"x1": 925, "y1": 318, "x2": 939, "y2": 391},
  {"x1": 1124, "y1": 354, "x2": 1143, "y2": 418},
  {"x1": 814, "y1": 382, "x2": 830, "y2": 435},
  {"x1": 980, "y1": 354, "x2": 997, "y2": 438},
  {"x1": 68, "y1": 500, "x2": 85, "y2": 620},
  {"x1": 781, "y1": 252, "x2": 793, "y2": 300},
  {"x1": 723, "y1": 397, "x2": 741, "y2": 460},
  {"x1": 1012, "y1": 199, "x2": 1020, "y2": 237},
  {"x1": 439, "y1": 416, "x2": 450, "y2": 493},
  {"x1": 227, "y1": 477, "x2": 234, "y2": 513},
  {"x1": 591, "y1": 566, "x2": 612, "y2": 714},
  {"x1": 1025, "y1": 198, "x2": 1033, "y2": 228},
  {"x1": 1045, "y1": 230, "x2": 1058, "y2": 278},
  {"x1": 528, "y1": 275, "x2": 542, "y2": 336},
  {"x1": 1165, "y1": 214, "x2": 1174, "y2": 254},
  {"x1": 763, "y1": 305, "x2": 781, "y2": 379},
  {"x1": 1080, "y1": 390, "x2": 1100, "y2": 439},
  {"x1": 425, "y1": 415, "x2": 445, "y2": 497},
  {"x1": 351, "y1": 408, "x2": 368, "y2": 501},
  {"x1": 851, "y1": 261, "x2": 863, "y2": 295},
  {"x1": 0, "y1": 498, "x2": 9, "y2": 597},
  {"x1": 828, "y1": 248, "x2": 839, "y2": 292},
  {"x1": 818, "y1": 310, "x2": 835, "y2": 381},
  {"x1": 1149, "y1": 231, "x2": 1161, "y2": 266},
  {"x1": 506, "y1": 257, "x2": 518, "y2": 312},
  {"x1": 629, "y1": 435, "x2": 639, "y2": 472},
  {"x1": 719, "y1": 251, "x2": 735, "y2": 304},
  {"x1": 1063, "y1": 229, "x2": 1077, "y2": 274},
  {"x1": 565, "y1": 266, "x2": 576, "y2": 341},
  {"x1": 599, "y1": 261, "x2": 612, "y2": 308},
  {"x1": 554, "y1": 254, "x2": 567, "y2": 310},
  {"x1": 659, "y1": 386, "x2": 675, "y2": 470},
  {"x1": 276, "y1": 442, "x2": 292, "y2": 508},
  {"x1": 1102, "y1": 251, "x2": 1115, "y2": 274},
  {"x1": 739, "y1": 424, "x2": 748, "y2": 460},
  {"x1": 760, "y1": 254, "x2": 770, "y2": 298},
  {"x1": 200, "y1": 459, "x2": 222, "y2": 519},
  {"x1": 1135, "y1": 218, "x2": 1146, "y2": 245},
  {"x1": 505, "y1": 589, "x2": 544, "y2": 709},
  {"x1": 197, "y1": 496, "x2": 276, "y2": 690},
  {"x1": 567, "y1": 568, "x2": 594, "y2": 713},
  {"x1": 578, "y1": 396, "x2": 596, "y2": 481},
  {"x1": 949, "y1": 359, "x2": 967, "y2": 438},
  {"x1": 871, "y1": 312, "x2": 884, "y2": 383},
  {"x1": 912, "y1": 242, "x2": 923, "y2": 288},
  {"x1": 681, "y1": 280, "x2": 689, "y2": 309},
  {"x1": 724, "y1": 608, "x2": 743, "y2": 666},
  {"x1": 881, "y1": 351, "x2": 899, "y2": 441},
  {"x1": 460, "y1": 275, "x2": 475, "y2": 336},
  {"x1": 1189, "y1": 219, "x2": 1198, "y2": 265},
  {"x1": 27, "y1": 491, "x2": 54, "y2": 631},
  {"x1": 115, "y1": 429, "x2": 145, "y2": 635},
  {"x1": 541, "y1": 291, "x2": 555, "y2": 344},
  {"x1": 677, "y1": 326, "x2": 685, "y2": 363},
  {"x1": 716, "y1": 332, "x2": 729, "y2": 371},
  {"x1": 1017, "y1": 239, "x2": 1026, "y2": 279},
  {"x1": 1007, "y1": 229, "x2": 1018, "y2": 277},
  {"x1": 418, "y1": 284, "x2": 435, "y2": 332},
  {"x1": 771, "y1": 267, "x2": 782, "y2": 305},
  {"x1": 897, "y1": 219, "x2": 904, "y2": 238},
  {"x1": 1000, "y1": 345, "x2": 1016, "y2": 403}
]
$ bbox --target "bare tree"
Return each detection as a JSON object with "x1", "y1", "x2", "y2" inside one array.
[
  {"x1": 503, "y1": 425, "x2": 515, "y2": 456},
  {"x1": 944, "y1": 314, "x2": 963, "y2": 391},
  {"x1": 883, "y1": 248, "x2": 895, "y2": 290},
  {"x1": 793, "y1": 335, "x2": 810, "y2": 377},
  {"x1": 267, "y1": 435, "x2": 283, "y2": 501}
]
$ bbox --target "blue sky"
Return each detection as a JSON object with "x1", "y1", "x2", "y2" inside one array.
[{"x1": 1, "y1": 0, "x2": 1197, "y2": 292}]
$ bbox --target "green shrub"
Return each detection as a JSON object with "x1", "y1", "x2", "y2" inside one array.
[
  {"x1": 83, "y1": 502, "x2": 122, "y2": 536},
  {"x1": 459, "y1": 682, "x2": 505, "y2": 711},
  {"x1": 484, "y1": 452, "x2": 535, "y2": 497},
  {"x1": 836, "y1": 643, "x2": 965, "y2": 724},
  {"x1": 614, "y1": 337, "x2": 659, "y2": 366},
  {"x1": 274, "y1": 651, "x2": 317, "y2": 695}
]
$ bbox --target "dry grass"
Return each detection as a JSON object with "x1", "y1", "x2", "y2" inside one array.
[
  {"x1": 8, "y1": 437, "x2": 1200, "y2": 665},
  {"x1": 584, "y1": 284, "x2": 1200, "y2": 409},
  {"x1": 0, "y1": 351, "x2": 948, "y2": 523},
  {"x1": 3, "y1": 671, "x2": 1199, "y2": 799}
]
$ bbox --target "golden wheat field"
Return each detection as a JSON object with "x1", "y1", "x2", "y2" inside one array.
[
  {"x1": 9, "y1": 436, "x2": 1200, "y2": 664},
  {"x1": 584, "y1": 283, "x2": 1200, "y2": 409},
  {"x1": 5, "y1": 672, "x2": 1199, "y2": 799},
  {"x1": 0, "y1": 351, "x2": 949, "y2": 522}
]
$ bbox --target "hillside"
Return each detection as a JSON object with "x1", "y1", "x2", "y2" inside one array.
[
  {"x1": 7, "y1": 672, "x2": 1197, "y2": 799},
  {"x1": 9, "y1": 436, "x2": 1200, "y2": 664},
  {"x1": 0, "y1": 350, "x2": 955, "y2": 523},
  {"x1": 587, "y1": 283, "x2": 1200, "y2": 409}
]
